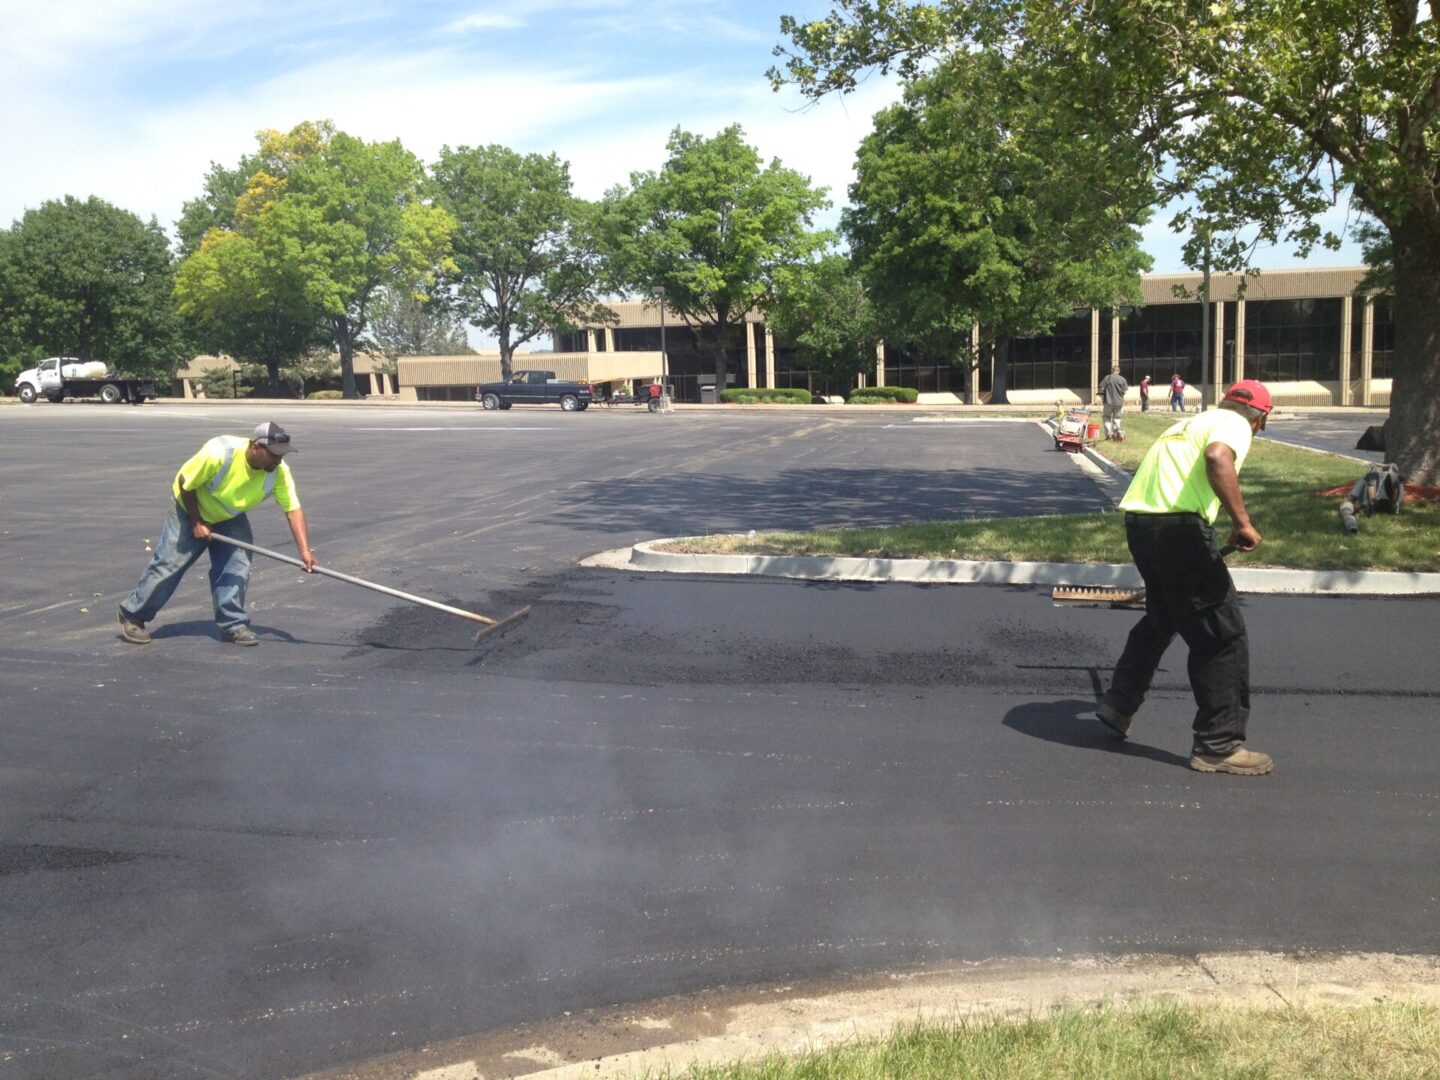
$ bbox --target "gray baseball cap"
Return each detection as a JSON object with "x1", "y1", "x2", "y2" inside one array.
[{"x1": 250, "y1": 421, "x2": 296, "y2": 455}]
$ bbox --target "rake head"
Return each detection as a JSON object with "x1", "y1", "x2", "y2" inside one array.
[
  {"x1": 473, "y1": 605, "x2": 532, "y2": 645},
  {"x1": 1052, "y1": 585, "x2": 1146, "y2": 609}
]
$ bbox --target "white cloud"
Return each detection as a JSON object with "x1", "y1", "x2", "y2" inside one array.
[{"x1": 444, "y1": 11, "x2": 526, "y2": 32}]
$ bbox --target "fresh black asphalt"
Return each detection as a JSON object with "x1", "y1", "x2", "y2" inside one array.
[{"x1": 1, "y1": 404, "x2": 1435, "y2": 1079}]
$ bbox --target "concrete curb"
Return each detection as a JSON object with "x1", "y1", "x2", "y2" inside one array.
[{"x1": 625, "y1": 540, "x2": 1440, "y2": 596}]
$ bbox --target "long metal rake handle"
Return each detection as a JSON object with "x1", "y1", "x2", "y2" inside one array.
[{"x1": 208, "y1": 532, "x2": 501, "y2": 627}]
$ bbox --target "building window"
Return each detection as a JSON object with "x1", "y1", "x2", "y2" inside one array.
[
  {"x1": 1352, "y1": 296, "x2": 1395, "y2": 380},
  {"x1": 1244, "y1": 298, "x2": 1341, "y2": 382}
]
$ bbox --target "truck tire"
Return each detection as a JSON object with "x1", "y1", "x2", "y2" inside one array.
[
  {"x1": 499, "y1": 401, "x2": 512, "y2": 409},
  {"x1": 559, "y1": 394, "x2": 580, "y2": 411},
  {"x1": 131, "y1": 394, "x2": 146, "y2": 405},
  {"x1": 48, "y1": 394, "x2": 65, "y2": 404},
  {"x1": 481, "y1": 393, "x2": 501, "y2": 410},
  {"x1": 17, "y1": 384, "x2": 37, "y2": 404},
  {"x1": 99, "y1": 383, "x2": 123, "y2": 404}
]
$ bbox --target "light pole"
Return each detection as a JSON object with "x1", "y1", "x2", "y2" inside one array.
[{"x1": 651, "y1": 285, "x2": 668, "y2": 402}]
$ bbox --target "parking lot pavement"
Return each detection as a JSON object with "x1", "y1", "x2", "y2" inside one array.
[
  {"x1": 1, "y1": 405, "x2": 1435, "y2": 1080},
  {"x1": 1263, "y1": 409, "x2": 1388, "y2": 463}
]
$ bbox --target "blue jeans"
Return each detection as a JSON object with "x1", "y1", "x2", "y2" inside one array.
[{"x1": 121, "y1": 501, "x2": 253, "y2": 632}]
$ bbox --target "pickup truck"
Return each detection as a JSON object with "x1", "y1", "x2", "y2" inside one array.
[
  {"x1": 15, "y1": 356, "x2": 156, "y2": 405},
  {"x1": 476, "y1": 370, "x2": 593, "y2": 412}
]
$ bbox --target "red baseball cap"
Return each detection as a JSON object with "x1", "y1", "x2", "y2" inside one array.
[{"x1": 1223, "y1": 379, "x2": 1272, "y2": 413}]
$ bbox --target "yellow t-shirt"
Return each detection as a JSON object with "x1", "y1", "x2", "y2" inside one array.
[
  {"x1": 172, "y1": 436, "x2": 300, "y2": 523},
  {"x1": 1119, "y1": 409, "x2": 1253, "y2": 523}
]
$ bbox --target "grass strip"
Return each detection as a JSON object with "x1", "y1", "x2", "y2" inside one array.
[
  {"x1": 647, "y1": 1002, "x2": 1440, "y2": 1080},
  {"x1": 660, "y1": 414, "x2": 1439, "y2": 572}
]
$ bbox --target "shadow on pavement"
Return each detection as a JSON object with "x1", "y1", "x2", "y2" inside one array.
[{"x1": 1003, "y1": 697, "x2": 1191, "y2": 769}]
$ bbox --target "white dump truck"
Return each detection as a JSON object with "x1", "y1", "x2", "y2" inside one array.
[{"x1": 14, "y1": 357, "x2": 157, "y2": 405}]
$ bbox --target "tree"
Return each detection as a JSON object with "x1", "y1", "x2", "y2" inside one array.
[
  {"x1": 174, "y1": 226, "x2": 331, "y2": 397},
  {"x1": 252, "y1": 129, "x2": 455, "y2": 398},
  {"x1": 174, "y1": 123, "x2": 343, "y2": 396},
  {"x1": 773, "y1": 0, "x2": 1440, "y2": 481},
  {"x1": 768, "y1": 253, "x2": 880, "y2": 394},
  {"x1": 844, "y1": 54, "x2": 1152, "y2": 402},
  {"x1": 431, "y1": 145, "x2": 609, "y2": 380},
  {"x1": 365, "y1": 285, "x2": 473, "y2": 361},
  {"x1": 600, "y1": 125, "x2": 830, "y2": 392},
  {"x1": 0, "y1": 196, "x2": 186, "y2": 387}
]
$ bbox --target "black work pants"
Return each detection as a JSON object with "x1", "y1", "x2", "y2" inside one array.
[{"x1": 1103, "y1": 513, "x2": 1250, "y2": 754}]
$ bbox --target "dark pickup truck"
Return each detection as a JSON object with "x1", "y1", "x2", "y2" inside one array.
[{"x1": 476, "y1": 370, "x2": 594, "y2": 412}]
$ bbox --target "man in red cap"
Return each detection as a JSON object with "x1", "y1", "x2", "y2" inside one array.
[
  {"x1": 118, "y1": 422, "x2": 316, "y2": 646},
  {"x1": 1094, "y1": 380, "x2": 1275, "y2": 774}
]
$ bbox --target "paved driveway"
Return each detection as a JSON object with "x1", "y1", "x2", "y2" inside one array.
[{"x1": 1, "y1": 404, "x2": 1435, "y2": 1079}]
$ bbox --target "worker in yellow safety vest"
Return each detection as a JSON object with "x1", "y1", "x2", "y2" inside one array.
[
  {"x1": 118, "y1": 422, "x2": 316, "y2": 646},
  {"x1": 1094, "y1": 381, "x2": 1274, "y2": 775}
]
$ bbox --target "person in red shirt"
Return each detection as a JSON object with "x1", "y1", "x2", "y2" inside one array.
[{"x1": 1169, "y1": 373, "x2": 1187, "y2": 411}]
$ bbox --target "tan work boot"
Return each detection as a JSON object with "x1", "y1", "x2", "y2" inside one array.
[
  {"x1": 118, "y1": 608, "x2": 151, "y2": 645},
  {"x1": 1189, "y1": 747, "x2": 1273, "y2": 775}
]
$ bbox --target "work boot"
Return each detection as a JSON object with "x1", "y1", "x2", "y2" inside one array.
[
  {"x1": 118, "y1": 608, "x2": 151, "y2": 645},
  {"x1": 1095, "y1": 702, "x2": 1132, "y2": 739},
  {"x1": 223, "y1": 626, "x2": 260, "y2": 646},
  {"x1": 1189, "y1": 746, "x2": 1273, "y2": 775}
]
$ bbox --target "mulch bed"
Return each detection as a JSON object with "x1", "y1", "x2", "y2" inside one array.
[{"x1": 1316, "y1": 482, "x2": 1440, "y2": 502}]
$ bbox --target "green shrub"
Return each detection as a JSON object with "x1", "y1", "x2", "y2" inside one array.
[
  {"x1": 719, "y1": 388, "x2": 814, "y2": 404},
  {"x1": 307, "y1": 390, "x2": 344, "y2": 400},
  {"x1": 847, "y1": 386, "x2": 918, "y2": 404}
]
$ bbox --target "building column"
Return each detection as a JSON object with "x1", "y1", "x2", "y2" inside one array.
[
  {"x1": 1233, "y1": 300, "x2": 1246, "y2": 383},
  {"x1": 1339, "y1": 294, "x2": 1354, "y2": 406},
  {"x1": 1360, "y1": 296, "x2": 1375, "y2": 406},
  {"x1": 764, "y1": 326, "x2": 776, "y2": 390},
  {"x1": 1211, "y1": 300, "x2": 1225, "y2": 403},
  {"x1": 875, "y1": 340, "x2": 886, "y2": 387},
  {"x1": 604, "y1": 326, "x2": 614, "y2": 352},
  {"x1": 183, "y1": 377, "x2": 195, "y2": 399},
  {"x1": 746, "y1": 321, "x2": 758, "y2": 388},
  {"x1": 1089, "y1": 307, "x2": 1101, "y2": 402}
]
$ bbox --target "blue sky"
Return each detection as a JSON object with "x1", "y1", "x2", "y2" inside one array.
[{"x1": 1, "y1": 0, "x2": 1365, "y2": 275}]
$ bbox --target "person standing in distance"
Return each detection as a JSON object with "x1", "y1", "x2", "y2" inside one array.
[
  {"x1": 1170, "y1": 372, "x2": 1187, "y2": 411},
  {"x1": 1099, "y1": 363, "x2": 1129, "y2": 440},
  {"x1": 118, "y1": 422, "x2": 316, "y2": 646},
  {"x1": 1094, "y1": 381, "x2": 1274, "y2": 775},
  {"x1": 1139, "y1": 374, "x2": 1151, "y2": 413}
]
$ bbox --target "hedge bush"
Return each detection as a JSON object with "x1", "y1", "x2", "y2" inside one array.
[
  {"x1": 847, "y1": 386, "x2": 918, "y2": 404},
  {"x1": 719, "y1": 388, "x2": 814, "y2": 404},
  {"x1": 307, "y1": 390, "x2": 344, "y2": 400}
]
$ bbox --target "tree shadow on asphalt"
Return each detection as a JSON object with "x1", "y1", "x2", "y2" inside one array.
[
  {"x1": 1003, "y1": 697, "x2": 1190, "y2": 769},
  {"x1": 546, "y1": 463, "x2": 1112, "y2": 540}
]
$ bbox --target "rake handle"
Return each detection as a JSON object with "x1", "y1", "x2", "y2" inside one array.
[{"x1": 207, "y1": 533, "x2": 498, "y2": 626}]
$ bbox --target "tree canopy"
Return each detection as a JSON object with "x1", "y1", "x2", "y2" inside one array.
[
  {"x1": 774, "y1": 0, "x2": 1440, "y2": 480},
  {"x1": 432, "y1": 145, "x2": 609, "y2": 380},
  {"x1": 0, "y1": 196, "x2": 186, "y2": 386},
  {"x1": 600, "y1": 125, "x2": 830, "y2": 391},
  {"x1": 845, "y1": 53, "x2": 1152, "y2": 401},
  {"x1": 365, "y1": 285, "x2": 473, "y2": 360},
  {"x1": 768, "y1": 253, "x2": 880, "y2": 394}
]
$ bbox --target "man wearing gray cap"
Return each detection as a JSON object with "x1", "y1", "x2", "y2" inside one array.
[{"x1": 118, "y1": 422, "x2": 316, "y2": 646}]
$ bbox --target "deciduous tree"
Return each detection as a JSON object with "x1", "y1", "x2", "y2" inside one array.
[
  {"x1": 0, "y1": 196, "x2": 185, "y2": 386},
  {"x1": 600, "y1": 125, "x2": 830, "y2": 393},
  {"x1": 768, "y1": 253, "x2": 880, "y2": 395},
  {"x1": 844, "y1": 54, "x2": 1152, "y2": 402},
  {"x1": 773, "y1": 0, "x2": 1440, "y2": 481},
  {"x1": 432, "y1": 145, "x2": 608, "y2": 380}
]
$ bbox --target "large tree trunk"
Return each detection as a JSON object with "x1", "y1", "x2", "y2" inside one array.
[
  {"x1": 989, "y1": 336, "x2": 1010, "y2": 404},
  {"x1": 1386, "y1": 230, "x2": 1440, "y2": 485},
  {"x1": 335, "y1": 317, "x2": 359, "y2": 399},
  {"x1": 265, "y1": 358, "x2": 282, "y2": 398},
  {"x1": 499, "y1": 336, "x2": 513, "y2": 382}
]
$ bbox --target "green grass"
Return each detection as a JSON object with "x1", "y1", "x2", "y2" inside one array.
[
  {"x1": 647, "y1": 1003, "x2": 1440, "y2": 1080},
  {"x1": 661, "y1": 414, "x2": 1440, "y2": 572}
]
